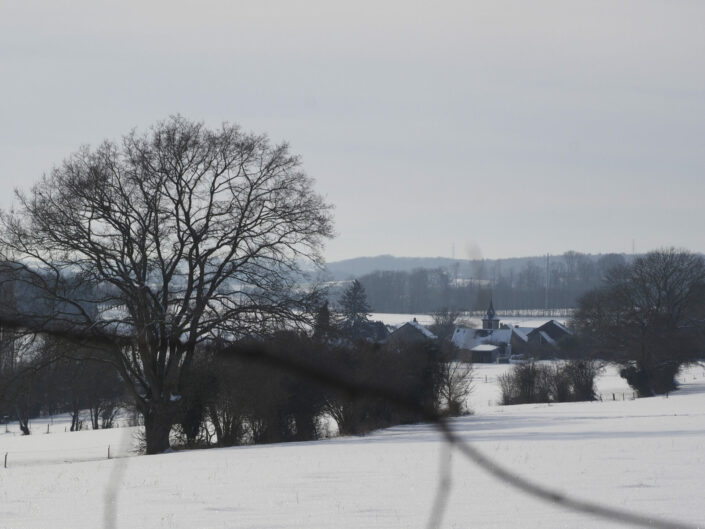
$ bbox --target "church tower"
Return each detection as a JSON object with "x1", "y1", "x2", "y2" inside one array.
[{"x1": 482, "y1": 299, "x2": 500, "y2": 330}]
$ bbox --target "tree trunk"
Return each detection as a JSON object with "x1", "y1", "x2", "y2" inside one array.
[
  {"x1": 90, "y1": 406, "x2": 99, "y2": 430},
  {"x1": 70, "y1": 399, "x2": 81, "y2": 431},
  {"x1": 15, "y1": 406, "x2": 30, "y2": 435},
  {"x1": 143, "y1": 408, "x2": 174, "y2": 454}
]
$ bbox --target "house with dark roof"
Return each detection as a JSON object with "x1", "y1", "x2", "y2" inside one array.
[
  {"x1": 387, "y1": 318, "x2": 437, "y2": 347},
  {"x1": 345, "y1": 319, "x2": 390, "y2": 343},
  {"x1": 526, "y1": 320, "x2": 572, "y2": 347}
]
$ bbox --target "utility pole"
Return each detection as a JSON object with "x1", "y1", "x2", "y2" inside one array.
[{"x1": 545, "y1": 253, "x2": 549, "y2": 316}]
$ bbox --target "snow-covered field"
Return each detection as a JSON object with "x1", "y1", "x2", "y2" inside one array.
[
  {"x1": 370, "y1": 312, "x2": 438, "y2": 327},
  {"x1": 1, "y1": 364, "x2": 704, "y2": 528}
]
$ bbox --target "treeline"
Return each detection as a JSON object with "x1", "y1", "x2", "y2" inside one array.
[
  {"x1": 177, "y1": 332, "x2": 450, "y2": 447},
  {"x1": 352, "y1": 252, "x2": 629, "y2": 313},
  {"x1": 0, "y1": 346, "x2": 124, "y2": 434},
  {"x1": 0, "y1": 327, "x2": 468, "y2": 447},
  {"x1": 570, "y1": 249, "x2": 705, "y2": 396},
  {"x1": 0, "y1": 275, "x2": 471, "y2": 448}
]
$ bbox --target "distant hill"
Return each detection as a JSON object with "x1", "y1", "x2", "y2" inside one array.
[
  {"x1": 323, "y1": 252, "x2": 634, "y2": 313},
  {"x1": 324, "y1": 253, "x2": 630, "y2": 281},
  {"x1": 325, "y1": 255, "x2": 460, "y2": 280}
]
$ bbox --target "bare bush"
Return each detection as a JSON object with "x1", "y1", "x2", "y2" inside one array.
[
  {"x1": 437, "y1": 360, "x2": 473, "y2": 416},
  {"x1": 500, "y1": 360, "x2": 599, "y2": 405}
]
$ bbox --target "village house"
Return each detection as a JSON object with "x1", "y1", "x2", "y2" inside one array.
[
  {"x1": 451, "y1": 301, "x2": 571, "y2": 363},
  {"x1": 387, "y1": 318, "x2": 437, "y2": 346}
]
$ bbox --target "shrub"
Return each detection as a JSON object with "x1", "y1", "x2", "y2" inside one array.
[
  {"x1": 619, "y1": 362, "x2": 680, "y2": 397},
  {"x1": 323, "y1": 340, "x2": 443, "y2": 435},
  {"x1": 437, "y1": 360, "x2": 473, "y2": 416},
  {"x1": 499, "y1": 360, "x2": 599, "y2": 405},
  {"x1": 564, "y1": 359, "x2": 599, "y2": 401}
]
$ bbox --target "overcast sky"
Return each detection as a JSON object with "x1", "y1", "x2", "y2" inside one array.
[{"x1": 1, "y1": 1, "x2": 703, "y2": 262}]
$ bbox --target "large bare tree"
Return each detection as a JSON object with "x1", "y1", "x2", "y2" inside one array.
[
  {"x1": 573, "y1": 248, "x2": 705, "y2": 395},
  {"x1": 0, "y1": 116, "x2": 333, "y2": 453}
]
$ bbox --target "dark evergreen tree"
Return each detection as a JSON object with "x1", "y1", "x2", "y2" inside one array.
[
  {"x1": 313, "y1": 301, "x2": 336, "y2": 339},
  {"x1": 339, "y1": 280, "x2": 372, "y2": 328}
]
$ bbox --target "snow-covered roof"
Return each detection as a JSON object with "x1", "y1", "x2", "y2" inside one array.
[
  {"x1": 512, "y1": 327, "x2": 531, "y2": 342},
  {"x1": 549, "y1": 319, "x2": 571, "y2": 334},
  {"x1": 527, "y1": 320, "x2": 572, "y2": 343},
  {"x1": 539, "y1": 330, "x2": 556, "y2": 345},
  {"x1": 471, "y1": 344, "x2": 500, "y2": 352},
  {"x1": 404, "y1": 320, "x2": 437, "y2": 339},
  {"x1": 453, "y1": 319, "x2": 569, "y2": 351},
  {"x1": 452, "y1": 327, "x2": 512, "y2": 350}
]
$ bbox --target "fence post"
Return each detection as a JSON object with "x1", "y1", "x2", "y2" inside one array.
[
  {"x1": 612, "y1": 393, "x2": 615, "y2": 401},
  {"x1": 46, "y1": 423, "x2": 50, "y2": 434},
  {"x1": 4, "y1": 453, "x2": 7, "y2": 469},
  {"x1": 108, "y1": 445, "x2": 111, "y2": 460}
]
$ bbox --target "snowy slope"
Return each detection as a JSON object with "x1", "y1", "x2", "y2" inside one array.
[{"x1": 1, "y1": 365, "x2": 704, "y2": 529}]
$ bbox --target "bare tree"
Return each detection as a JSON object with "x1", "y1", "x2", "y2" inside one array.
[
  {"x1": 0, "y1": 116, "x2": 333, "y2": 453},
  {"x1": 573, "y1": 248, "x2": 705, "y2": 395},
  {"x1": 437, "y1": 358, "x2": 473, "y2": 415},
  {"x1": 429, "y1": 308, "x2": 461, "y2": 342}
]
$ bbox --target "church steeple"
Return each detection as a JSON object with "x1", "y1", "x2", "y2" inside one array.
[
  {"x1": 482, "y1": 299, "x2": 500, "y2": 330},
  {"x1": 487, "y1": 299, "x2": 496, "y2": 319}
]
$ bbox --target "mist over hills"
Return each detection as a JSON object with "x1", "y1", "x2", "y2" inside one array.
[
  {"x1": 324, "y1": 253, "x2": 630, "y2": 282},
  {"x1": 323, "y1": 252, "x2": 636, "y2": 312}
]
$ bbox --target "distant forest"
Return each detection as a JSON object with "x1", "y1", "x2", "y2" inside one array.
[{"x1": 325, "y1": 252, "x2": 631, "y2": 313}]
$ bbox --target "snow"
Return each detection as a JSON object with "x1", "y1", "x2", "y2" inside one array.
[
  {"x1": 405, "y1": 319, "x2": 437, "y2": 339},
  {"x1": 550, "y1": 319, "x2": 571, "y2": 334},
  {"x1": 452, "y1": 327, "x2": 513, "y2": 351},
  {"x1": 468, "y1": 362, "x2": 636, "y2": 411},
  {"x1": 1, "y1": 364, "x2": 704, "y2": 528},
  {"x1": 371, "y1": 313, "x2": 436, "y2": 327},
  {"x1": 470, "y1": 344, "x2": 499, "y2": 352},
  {"x1": 513, "y1": 327, "x2": 533, "y2": 340},
  {"x1": 538, "y1": 330, "x2": 556, "y2": 345}
]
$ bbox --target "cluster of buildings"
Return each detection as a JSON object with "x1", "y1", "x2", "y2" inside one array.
[{"x1": 388, "y1": 301, "x2": 572, "y2": 363}]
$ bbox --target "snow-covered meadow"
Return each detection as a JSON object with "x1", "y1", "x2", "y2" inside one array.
[{"x1": 1, "y1": 364, "x2": 704, "y2": 528}]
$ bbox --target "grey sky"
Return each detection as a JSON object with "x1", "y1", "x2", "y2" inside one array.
[{"x1": 1, "y1": 0, "x2": 703, "y2": 262}]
